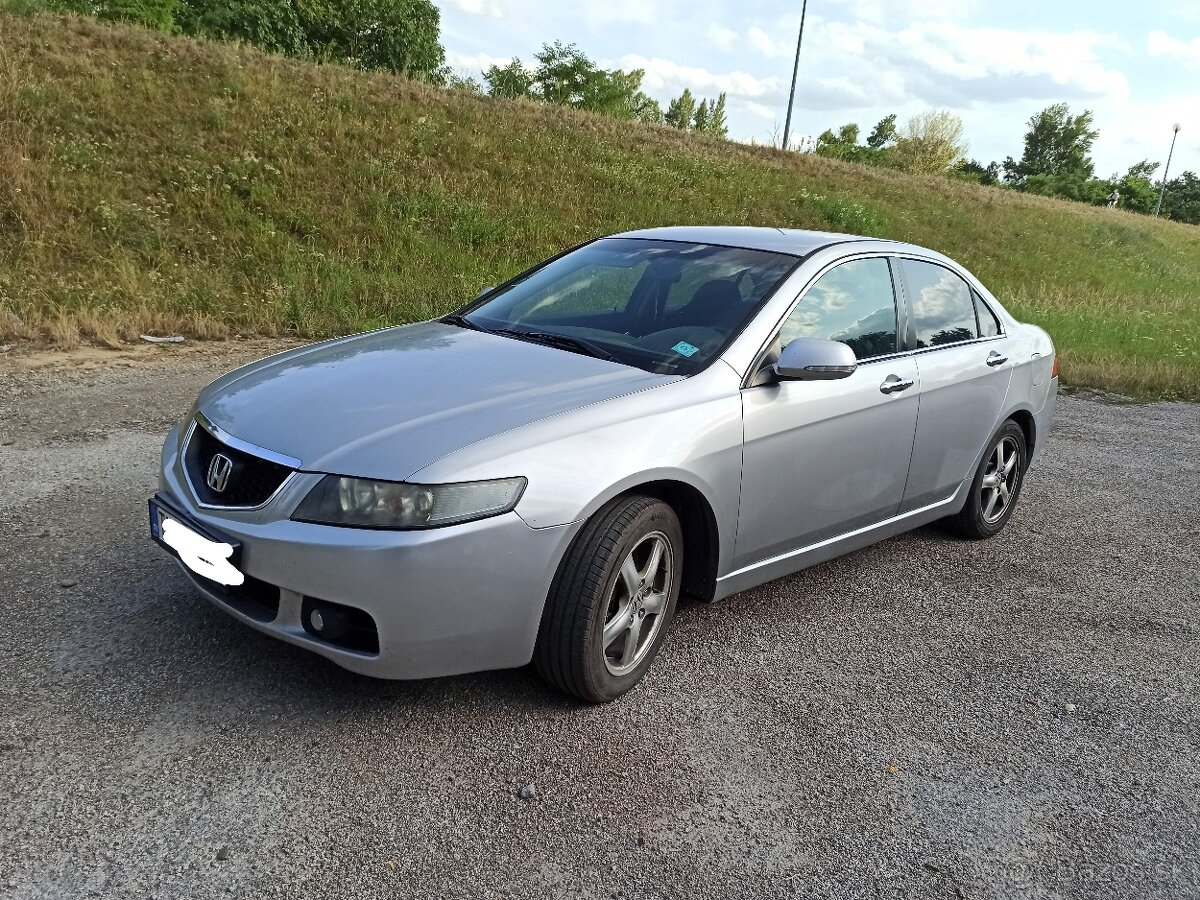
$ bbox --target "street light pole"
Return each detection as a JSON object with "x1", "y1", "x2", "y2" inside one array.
[
  {"x1": 780, "y1": 0, "x2": 808, "y2": 152},
  {"x1": 1153, "y1": 123, "x2": 1182, "y2": 218}
]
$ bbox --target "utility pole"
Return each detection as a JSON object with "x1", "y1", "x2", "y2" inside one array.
[
  {"x1": 780, "y1": 0, "x2": 808, "y2": 152},
  {"x1": 1153, "y1": 123, "x2": 1182, "y2": 218}
]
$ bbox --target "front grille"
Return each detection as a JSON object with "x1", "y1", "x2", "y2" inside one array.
[{"x1": 184, "y1": 421, "x2": 293, "y2": 507}]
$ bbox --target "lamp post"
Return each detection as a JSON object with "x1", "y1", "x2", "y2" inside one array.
[
  {"x1": 780, "y1": 0, "x2": 808, "y2": 152},
  {"x1": 1153, "y1": 123, "x2": 1182, "y2": 218}
]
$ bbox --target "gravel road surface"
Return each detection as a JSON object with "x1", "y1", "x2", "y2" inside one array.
[{"x1": 1, "y1": 344, "x2": 1197, "y2": 900}]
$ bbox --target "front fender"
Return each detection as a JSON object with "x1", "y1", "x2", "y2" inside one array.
[{"x1": 409, "y1": 365, "x2": 745, "y2": 578}]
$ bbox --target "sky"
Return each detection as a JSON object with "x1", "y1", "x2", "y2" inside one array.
[{"x1": 432, "y1": 0, "x2": 1199, "y2": 179}]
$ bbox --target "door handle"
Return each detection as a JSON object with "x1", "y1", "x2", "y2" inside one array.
[
  {"x1": 986, "y1": 350, "x2": 1009, "y2": 367},
  {"x1": 879, "y1": 376, "x2": 914, "y2": 395}
]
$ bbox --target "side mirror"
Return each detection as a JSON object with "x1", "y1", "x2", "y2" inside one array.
[
  {"x1": 476, "y1": 286, "x2": 495, "y2": 300},
  {"x1": 773, "y1": 338, "x2": 857, "y2": 381}
]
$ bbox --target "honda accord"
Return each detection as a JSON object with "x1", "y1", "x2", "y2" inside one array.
[{"x1": 151, "y1": 226, "x2": 1058, "y2": 702}]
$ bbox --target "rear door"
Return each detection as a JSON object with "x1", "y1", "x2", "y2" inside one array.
[
  {"x1": 735, "y1": 257, "x2": 920, "y2": 569},
  {"x1": 897, "y1": 258, "x2": 1014, "y2": 511}
]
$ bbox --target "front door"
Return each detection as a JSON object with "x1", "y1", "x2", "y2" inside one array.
[{"x1": 735, "y1": 257, "x2": 920, "y2": 570}]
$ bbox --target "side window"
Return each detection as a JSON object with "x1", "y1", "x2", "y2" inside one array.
[
  {"x1": 778, "y1": 258, "x2": 898, "y2": 360},
  {"x1": 903, "y1": 260, "x2": 979, "y2": 348},
  {"x1": 974, "y1": 292, "x2": 1002, "y2": 337}
]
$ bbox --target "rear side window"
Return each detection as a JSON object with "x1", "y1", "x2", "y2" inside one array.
[
  {"x1": 903, "y1": 259, "x2": 979, "y2": 348},
  {"x1": 975, "y1": 292, "x2": 1002, "y2": 337},
  {"x1": 779, "y1": 258, "x2": 898, "y2": 360}
]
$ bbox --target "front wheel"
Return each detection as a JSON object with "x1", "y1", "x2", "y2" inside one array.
[
  {"x1": 534, "y1": 495, "x2": 683, "y2": 703},
  {"x1": 943, "y1": 421, "x2": 1027, "y2": 539}
]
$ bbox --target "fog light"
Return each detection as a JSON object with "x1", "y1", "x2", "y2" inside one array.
[{"x1": 305, "y1": 602, "x2": 349, "y2": 642}]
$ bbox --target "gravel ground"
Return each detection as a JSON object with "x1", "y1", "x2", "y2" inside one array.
[{"x1": 1, "y1": 344, "x2": 1198, "y2": 900}]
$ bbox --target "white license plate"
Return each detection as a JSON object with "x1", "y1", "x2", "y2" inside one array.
[{"x1": 159, "y1": 513, "x2": 245, "y2": 587}]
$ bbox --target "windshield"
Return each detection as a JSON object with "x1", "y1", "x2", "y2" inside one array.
[{"x1": 454, "y1": 238, "x2": 799, "y2": 375}]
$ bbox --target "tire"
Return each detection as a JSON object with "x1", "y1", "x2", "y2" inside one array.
[
  {"x1": 943, "y1": 420, "x2": 1028, "y2": 539},
  {"x1": 534, "y1": 495, "x2": 683, "y2": 703}
]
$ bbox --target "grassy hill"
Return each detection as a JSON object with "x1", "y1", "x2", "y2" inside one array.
[{"x1": 2, "y1": 13, "x2": 1198, "y2": 399}]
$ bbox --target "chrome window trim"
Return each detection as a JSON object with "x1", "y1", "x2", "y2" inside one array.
[
  {"x1": 908, "y1": 333, "x2": 1008, "y2": 356},
  {"x1": 181, "y1": 418, "x2": 298, "y2": 512}
]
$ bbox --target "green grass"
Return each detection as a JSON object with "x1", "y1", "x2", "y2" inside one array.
[{"x1": 2, "y1": 13, "x2": 1199, "y2": 399}]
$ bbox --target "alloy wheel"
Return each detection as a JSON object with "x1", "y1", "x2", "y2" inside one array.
[
  {"x1": 980, "y1": 435, "x2": 1020, "y2": 524},
  {"x1": 601, "y1": 531, "x2": 673, "y2": 677}
]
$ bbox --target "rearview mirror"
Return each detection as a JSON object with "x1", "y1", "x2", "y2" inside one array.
[{"x1": 773, "y1": 338, "x2": 857, "y2": 381}]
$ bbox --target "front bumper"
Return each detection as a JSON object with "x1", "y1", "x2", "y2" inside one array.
[{"x1": 155, "y1": 426, "x2": 578, "y2": 679}]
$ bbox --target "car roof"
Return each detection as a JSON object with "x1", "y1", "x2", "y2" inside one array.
[{"x1": 608, "y1": 225, "x2": 889, "y2": 258}]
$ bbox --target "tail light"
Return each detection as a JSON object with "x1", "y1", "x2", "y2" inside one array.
[{"x1": 1051, "y1": 355, "x2": 1059, "y2": 378}]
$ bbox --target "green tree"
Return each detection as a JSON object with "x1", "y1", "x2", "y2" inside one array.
[
  {"x1": 175, "y1": 0, "x2": 307, "y2": 56},
  {"x1": 445, "y1": 71, "x2": 483, "y2": 93},
  {"x1": 1162, "y1": 171, "x2": 1200, "y2": 225},
  {"x1": 38, "y1": 0, "x2": 179, "y2": 30},
  {"x1": 482, "y1": 43, "x2": 660, "y2": 122},
  {"x1": 891, "y1": 110, "x2": 967, "y2": 175},
  {"x1": 1112, "y1": 160, "x2": 1160, "y2": 214},
  {"x1": 692, "y1": 99, "x2": 709, "y2": 133},
  {"x1": 1020, "y1": 173, "x2": 1110, "y2": 205},
  {"x1": 532, "y1": 40, "x2": 593, "y2": 105},
  {"x1": 866, "y1": 114, "x2": 897, "y2": 149},
  {"x1": 326, "y1": 0, "x2": 446, "y2": 78},
  {"x1": 630, "y1": 93, "x2": 663, "y2": 124},
  {"x1": 706, "y1": 92, "x2": 728, "y2": 138},
  {"x1": 578, "y1": 66, "x2": 655, "y2": 120},
  {"x1": 484, "y1": 58, "x2": 535, "y2": 99},
  {"x1": 814, "y1": 122, "x2": 860, "y2": 159},
  {"x1": 177, "y1": 0, "x2": 445, "y2": 80},
  {"x1": 1003, "y1": 103, "x2": 1098, "y2": 184},
  {"x1": 664, "y1": 88, "x2": 696, "y2": 130},
  {"x1": 955, "y1": 159, "x2": 1001, "y2": 185}
]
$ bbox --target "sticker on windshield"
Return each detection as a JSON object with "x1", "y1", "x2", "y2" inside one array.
[{"x1": 672, "y1": 341, "x2": 700, "y2": 358}]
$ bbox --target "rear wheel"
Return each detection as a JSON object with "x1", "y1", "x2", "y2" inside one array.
[
  {"x1": 534, "y1": 495, "x2": 682, "y2": 703},
  {"x1": 943, "y1": 421, "x2": 1027, "y2": 539}
]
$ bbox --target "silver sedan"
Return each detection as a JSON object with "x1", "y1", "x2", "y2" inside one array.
[{"x1": 151, "y1": 226, "x2": 1058, "y2": 702}]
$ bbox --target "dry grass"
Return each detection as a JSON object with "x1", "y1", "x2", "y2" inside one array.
[{"x1": 1, "y1": 12, "x2": 1198, "y2": 399}]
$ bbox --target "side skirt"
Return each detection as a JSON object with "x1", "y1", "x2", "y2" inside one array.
[{"x1": 713, "y1": 482, "x2": 967, "y2": 601}]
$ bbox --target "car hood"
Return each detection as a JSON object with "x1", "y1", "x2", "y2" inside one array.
[{"x1": 198, "y1": 321, "x2": 678, "y2": 481}]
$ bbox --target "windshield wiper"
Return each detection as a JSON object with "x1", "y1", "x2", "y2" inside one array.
[
  {"x1": 440, "y1": 313, "x2": 490, "y2": 333},
  {"x1": 493, "y1": 328, "x2": 619, "y2": 363}
]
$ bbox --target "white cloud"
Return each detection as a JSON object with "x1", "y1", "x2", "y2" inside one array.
[
  {"x1": 745, "y1": 101, "x2": 778, "y2": 120},
  {"x1": 580, "y1": 0, "x2": 662, "y2": 27},
  {"x1": 1148, "y1": 31, "x2": 1200, "y2": 70},
  {"x1": 805, "y1": 19, "x2": 1130, "y2": 108},
  {"x1": 747, "y1": 26, "x2": 781, "y2": 58},
  {"x1": 1169, "y1": 1, "x2": 1200, "y2": 23},
  {"x1": 446, "y1": 50, "x2": 513, "y2": 72},
  {"x1": 826, "y1": 0, "x2": 980, "y2": 23},
  {"x1": 442, "y1": 0, "x2": 504, "y2": 18},
  {"x1": 707, "y1": 23, "x2": 738, "y2": 52},
  {"x1": 621, "y1": 54, "x2": 783, "y2": 101}
]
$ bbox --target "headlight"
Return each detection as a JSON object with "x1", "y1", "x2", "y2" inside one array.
[{"x1": 292, "y1": 476, "x2": 527, "y2": 529}]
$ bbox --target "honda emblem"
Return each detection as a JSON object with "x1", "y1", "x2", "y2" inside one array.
[{"x1": 206, "y1": 453, "x2": 234, "y2": 493}]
